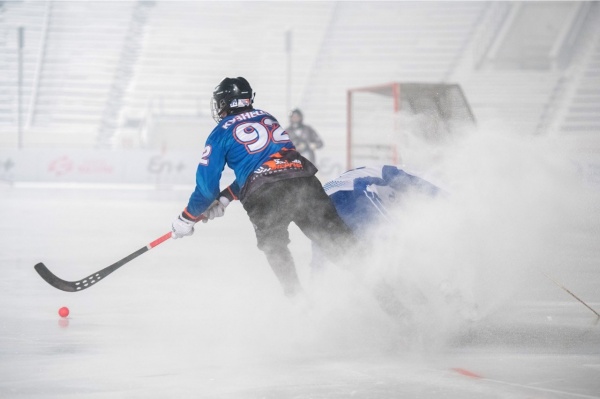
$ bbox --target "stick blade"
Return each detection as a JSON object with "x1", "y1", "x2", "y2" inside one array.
[{"x1": 34, "y1": 263, "x2": 79, "y2": 292}]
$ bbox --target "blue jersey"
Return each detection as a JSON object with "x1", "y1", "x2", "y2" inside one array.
[
  {"x1": 185, "y1": 109, "x2": 295, "y2": 217},
  {"x1": 323, "y1": 165, "x2": 440, "y2": 235}
]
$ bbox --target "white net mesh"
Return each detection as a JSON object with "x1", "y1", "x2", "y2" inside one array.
[
  {"x1": 349, "y1": 88, "x2": 399, "y2": 167},
  {"x1": 347, "y1": 83, "x2": 475, "y2": 170}
]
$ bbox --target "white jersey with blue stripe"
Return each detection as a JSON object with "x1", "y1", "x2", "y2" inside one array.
[
  {"x1": 324, "y1": 165, "x2": 439, "y2": 233},
  {"x1": 324, "y1": 166, "x2": 393, "y2": 195}
]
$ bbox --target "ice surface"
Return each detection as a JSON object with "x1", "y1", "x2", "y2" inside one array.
[{"x1": 1, "y1": 131, "x2": 600, "y2": 398}]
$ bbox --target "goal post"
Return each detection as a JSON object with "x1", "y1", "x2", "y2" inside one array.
[{"x1": 346, "y1": 82, "x2": 475, "y2": 170}]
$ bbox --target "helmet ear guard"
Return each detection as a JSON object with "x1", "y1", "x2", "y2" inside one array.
[{"x1": 211, "y1": 77, "x2": 255, "y2": 122}]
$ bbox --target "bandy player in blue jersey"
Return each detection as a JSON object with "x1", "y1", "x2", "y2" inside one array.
[
  {"x1": 311, "y1": 165, "x2": 440, "y2": 271},
  {"x1": 321, "y1": 165, "x2": 480, "y2": 321},
  {"x1": 170, "y1": 77, "x2": 356, "y2": 297},
  {"x1": 316, "y1": 165, "x2": 442, "y2": 318}
]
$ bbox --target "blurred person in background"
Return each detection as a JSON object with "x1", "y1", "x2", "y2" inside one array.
[{"x1": 285, "y1": 108, "x2": 324, "y2": 167}]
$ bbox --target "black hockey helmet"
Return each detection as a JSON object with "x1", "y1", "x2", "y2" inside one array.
[{"x1": 211, "y1": 77, "x2": 255, "y2": 122}]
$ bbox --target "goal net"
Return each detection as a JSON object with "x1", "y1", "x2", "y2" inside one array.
[{"x1": 346, "y1": 82, "x2": 475, "y2": 170}]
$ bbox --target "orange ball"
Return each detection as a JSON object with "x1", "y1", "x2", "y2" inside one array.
[{"x1": 58, "y1": 307, "x2": 69, "y2": 318}]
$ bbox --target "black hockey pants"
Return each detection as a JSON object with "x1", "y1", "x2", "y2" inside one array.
[{"x1": 242, "y1": 175, "x2": 358, "y2": 296}]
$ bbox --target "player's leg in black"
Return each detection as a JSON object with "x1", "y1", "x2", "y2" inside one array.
[
  {"x1": 243, "y1": 181, "x2": 303, "y2": 297},
  {"x1": 291, "y1": 176, "x2": 361, "y2": 268}
]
